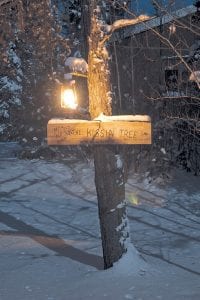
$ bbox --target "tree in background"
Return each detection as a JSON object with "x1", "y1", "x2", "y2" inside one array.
[
  {"x1": 0, "y1": 0, "x2": 69, "y2": 143},
  {"x1": 108, "y1": 0, "x2": 200, "y2": 177},
  {"x1": 151, "y1": 0, "x2": 200, "y2": 175},
  {"x1": 0, "y1": 1, "x2": 23, "y2": 138}
]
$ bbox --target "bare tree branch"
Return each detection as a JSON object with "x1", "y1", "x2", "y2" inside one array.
[{"x1": 0, "y1": 0, "x2": 13, "y2": 6}]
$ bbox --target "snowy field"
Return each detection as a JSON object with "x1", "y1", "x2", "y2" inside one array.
[{"x1": 0, "y1": 143, "x2": 200, "y2": 300}]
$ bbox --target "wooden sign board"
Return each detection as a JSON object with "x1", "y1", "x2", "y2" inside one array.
[{"x1": 47, "y1": 116, "x2": 151, "y2": 145}]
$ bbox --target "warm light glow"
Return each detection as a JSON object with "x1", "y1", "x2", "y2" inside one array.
[
  {"x1": 61, "y1": 88, "x2": 78, "y2": 110},
  {"x1": 127, "y1": 193, "x2": 139, "y2": 206}
]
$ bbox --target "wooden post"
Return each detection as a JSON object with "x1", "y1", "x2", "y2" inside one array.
[{"x1": 87, "y1": 0, "x2": 128, "y2": 269}]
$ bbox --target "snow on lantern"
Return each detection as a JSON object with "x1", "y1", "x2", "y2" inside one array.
[
  {"x1": 60, "y1": 57, "x2": 88, "y2": 110},
  {"x1": 61, "y1": 83, "x2": 78, "y2": 110}
]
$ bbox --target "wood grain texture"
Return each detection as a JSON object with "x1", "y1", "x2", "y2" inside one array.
[{"x1": 47, "y1": 119, "x2": 151, "y2": 145}]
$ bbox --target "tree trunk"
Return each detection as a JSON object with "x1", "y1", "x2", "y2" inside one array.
[
  {"x1": 93, "y1": 146, "x2": 128, "y2": 269},
  {"x1": 87, "y1": 0, "x2": 128, "y2": 269}
]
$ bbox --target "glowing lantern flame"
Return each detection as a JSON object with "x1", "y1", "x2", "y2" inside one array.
[{"x1": 61, "y1": 87, "x2": 78, "y2": 110}]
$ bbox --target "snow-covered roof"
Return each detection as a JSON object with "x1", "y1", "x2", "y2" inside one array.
[{"x1": 115, "y1": 5, "x2": 196, "y2": 40}]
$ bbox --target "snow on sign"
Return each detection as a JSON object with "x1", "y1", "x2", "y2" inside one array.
[{"x1": 47, "y1": 115, "x2": 151, "y2": 145}]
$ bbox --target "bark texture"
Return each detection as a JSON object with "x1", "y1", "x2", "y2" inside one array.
[
  {"x1": 94, "y1": 146, "x2": 127, "y2": 269},
  {"x1": 88, "y1": 6, "x2": 112, "y2": 118}
]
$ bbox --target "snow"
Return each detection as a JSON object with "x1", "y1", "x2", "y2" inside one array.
[
  {"x1": 160, "y1": 148, "x2": 166, "y2": 155},
  {"x1": 48, "y1": 118, "x2": 89, "y2": 124},
  {"x1": 93, "y1": 57, "x2": 103, "y2": 64},
  {"x1": 94, "y1": 113, "x2": 151, "y2": 122},
  {"x1": 0, "y1": 124, "x2": 6, "y2": 134},
  {"x1": 169, "y1": 23, "x2": 176, "y2": 34},
  {"x1": 116, "y1": 212, "x2": 130, "y2": 248},
  {"x1": 0, "y1": 103, "x2": 9, "y2": 118},
  {"x1": 8, "y1": 45, "x2": 21, "y2": 67},
  {"x1": 64, "y1": 73, "x2": 73, "y2": 80},
  {"x1": 163, "y1": 90, "x2": 186, "y2": 97},
  {"x1": 115, "y1": 154, "x2": 123, "y2": 169},
  {"x1": 111, "y1": 243, "x2": 147, "y2": 275},
  {"x1": 0, "y1": 76, "x2": 22, "y2": 92},
  {"x1": 0, "y1": 143, "x2": 200, "y2": 300},
  {"x1": 110, "y1": 15, "x2": 151, "y2": 33},
  {"x1": 65, "y1": 57, "x2": 88, "y2": 73},
  {"x1": 9, "y1": 96, "x2": 21, "y2": 106},
  {"x1": 48, "y1": 115, "x2": 151, "y2": 124},
  {"x1": 117, "y1": 202, "x2": 126, "y2": 209},
  {"x1": 189, "y1": 70, "x2": 200, "y2": 84}
]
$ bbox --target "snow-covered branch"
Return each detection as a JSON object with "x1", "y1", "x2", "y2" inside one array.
[
  {"x1": 100, "y1": 15, "x2": 152, "y2": 46},
  {"x1": 107, "y1": 15, "x2": 152, "y2": 34}
]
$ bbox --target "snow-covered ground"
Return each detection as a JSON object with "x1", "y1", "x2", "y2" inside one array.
[{"x1": 0, "y1": 143, "x2": 200, "y2": 300}]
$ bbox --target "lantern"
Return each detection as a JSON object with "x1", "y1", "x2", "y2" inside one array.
[{"x1": 61, "y1": 83, "x2": 78, "y2": 110}]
